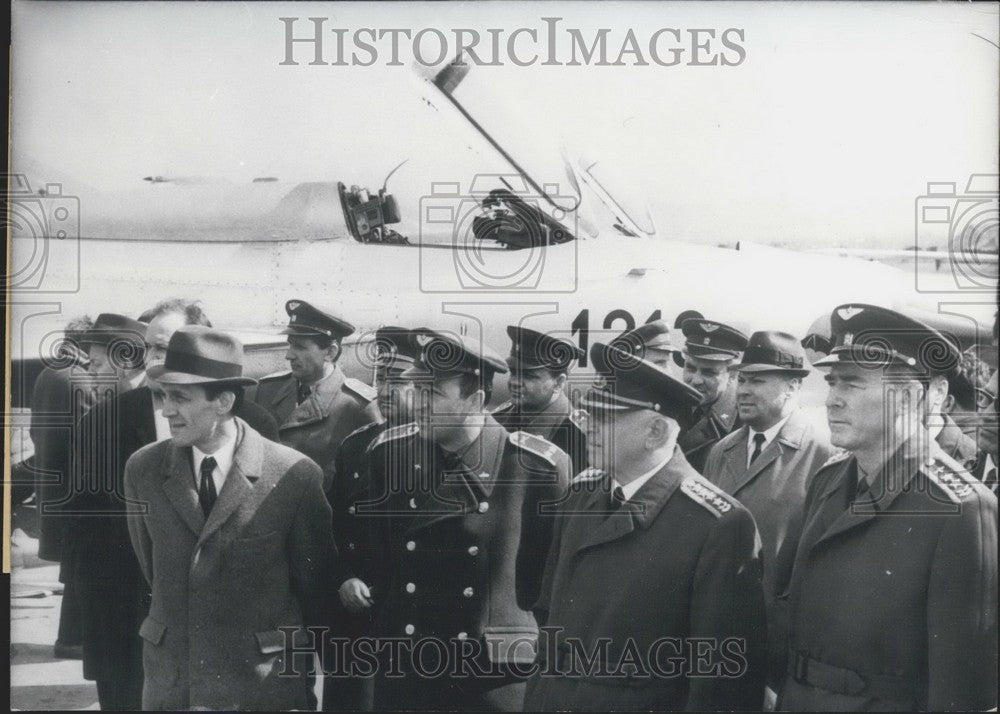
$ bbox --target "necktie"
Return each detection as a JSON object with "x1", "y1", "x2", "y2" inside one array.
[
  {"x1": 608, "y1": 485, "x2": 626, "y2": 512},
  {"x1": 296, "y1": 382, "x2": 312, "y2": 404},
  {"x1": 749, "y1": 433, "x2": 766, "y2": 464},
  {"x1": 199, "y1": 456, "x2": 218, "y2": 517}
]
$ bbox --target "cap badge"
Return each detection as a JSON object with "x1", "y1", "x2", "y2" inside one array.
[
  {"x1": 288, "y1": 301, "x2": 302, "y2": 311},
  {"x1": 838, "y1": 306, "x2": 864, "y2": 321},
  {"x1": 703, "y1": 337, "x2": 711, "y2": 345},
  {"x1": 701, "y1": 323, "x2": 719, "y2": 333},
  {"x1": 843, "y1": 332, "x2": 854, "y2": 347},
  {"x1": 593, "y1": 375, "x2": 609, "y2": 390}
]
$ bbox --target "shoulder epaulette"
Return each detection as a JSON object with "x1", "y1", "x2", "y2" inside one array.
[
  {"x1": 679, "y1": 477, "x2": 735, "y2": 518},
  {"x1": 258, "y1": 370, "x2": 292, "y2": 381},
  {"x1": 923, "y1": 454, "x2": 978, "y2": 504},
  {"x1": 568, "y1": 408, "x2": 587, "y2": 430},
  {"x1": 819, "y1": 450, "x2": 851, "y2": 470},
  {"x1": 344, "y1": 377, "x2": 377, "y2": 402},
  {"x1": 509, "y1": 430, "x2": 561, "y2": 466},
  {"x1": 571, "y1": 467, "x2": 604, "y2": 485},
  {"x1": 492, "y1": 400, "x2": 514, "y2": 414},
  {"x1": 368, "y1": 422, "x2": 418, "y2": 452},
  {"x1": 344, "y1": 420, "x2": 382, "y2": 444}
]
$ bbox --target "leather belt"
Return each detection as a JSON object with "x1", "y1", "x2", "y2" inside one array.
[{"x1": 790, "y1": 650, "x2": 916, "y2": 702}]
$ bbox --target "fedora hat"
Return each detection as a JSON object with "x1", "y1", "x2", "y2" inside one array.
[
  {"x1": 736, "y1": 331, "x2": 812, "y2": 377},
  {"x1": 78, "y1": 313, "x2": 146, "y2": 346},
  {"x1": 146, "y1": 325, "x2": 257, "y2": 386}
]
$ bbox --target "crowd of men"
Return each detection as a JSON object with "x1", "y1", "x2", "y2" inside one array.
[{"x1": 21, "y1": 296, "x2": 999, "y2": 711}]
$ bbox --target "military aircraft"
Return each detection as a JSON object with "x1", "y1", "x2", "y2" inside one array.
[{"x1": 8, "y1": 57, "x2": 997, "y2": 417}]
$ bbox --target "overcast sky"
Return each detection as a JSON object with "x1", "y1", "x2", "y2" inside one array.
[{"x1": 11, "y1": 1, "x2": 999, "y2": 248}]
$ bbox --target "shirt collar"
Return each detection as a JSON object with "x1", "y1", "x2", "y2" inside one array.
[
  {"x1": 748, "y1": 411, "x2": 793, "y2": 451},
  {"x1": 614, "y1": 449, "x2": 674, "y2": 502},
  {"x1": 127, "y1": 371, "x2": 147, "y2": 391},
  {"x1": 192, "y1": 426, "x2": 239, "y2": 481}
]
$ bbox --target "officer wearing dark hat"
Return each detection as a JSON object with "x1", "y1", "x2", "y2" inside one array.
[
  {"x1": 79, "y1": 313, "x2": 148, "y2": 394},
  {"x1": 525, "y1": 342, "x2": 767, "y2": 711},
  {"x1": 250, "y1": 299, "x2": 380, "y2": 486},
  {"x1": 776, "y1": 304, "x2": 998, "y2": 712},
  {"x1": 493, "y1": 325, "x2": 589, "y2": 476},
  {"x1": 676, "y1": 318, "x2": 750, "y2": 472},
  {"x1": 612, "y1": 319, "x2": 681, "y2": 374},
  {"x1": 362, "y1": 328, "x2": 570, "y2": 712},
  {"x1": 324, "y1": 326, "x2": 419, "y2": 712}
]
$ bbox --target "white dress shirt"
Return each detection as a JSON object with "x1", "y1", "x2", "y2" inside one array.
[
  {"x1": 746, "y1": 413, "x2": 793, "y2": 468},
  {"x1": 192, "y1": 429, "x2": 238, "y2": 495},
  {"x1": 614, "y1": 450, "x2": 675, "y2": 502}
]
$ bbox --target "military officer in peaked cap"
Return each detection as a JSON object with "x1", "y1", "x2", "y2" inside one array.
[
  {"x1": 776, "y1": 304, "x2": 998, "y2": 712},
  {"x1": 362, "y1": 328, "x2": 570, "y2": 711},
  {"x1": 525, "y1": 342, "x2": 767, "y2": 711},
  {"x1": 324, "y1": 326, "x2": 419, "y2": 711},
  {"x1": 250, "y1": 299, "x2": 380, "y2": 487},
  {"x1": 676, "y1": 318, "x2": 750, "y2": 473},
  {"x1": 701, "y1": 331, "x2": 833, "y2": 693},
  {"x1": 612, "y1": 319, "x2": 681, "y2": 375},
  {"x1": 493, "y1": 325, "x2": 589, "y2": 476}
]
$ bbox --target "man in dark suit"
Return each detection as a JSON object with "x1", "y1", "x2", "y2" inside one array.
[
  {"x1": 676, "y1": 318, "x2": 750, "y2": 472},
  {"x1": 251, "y1": 299, "x2": 380, "y2": 486},
  {"x1": 364, "y1": 329, "x2": 570, "y2": 711},
  {"x1": 69, "y1": 300, "x2": 279, "y2": 711},
  {"x1": 525, "y1": 342, "x2": 767, "y2": 711},
  {"x1": 492, "y1": 325, "x2": 589, "y2": 476},
  {"x1": 777, "y1": 304, "x2": 997, "y2": 711},
  {"x1": 29, "y1": 316, "x2": 95, "y2": 659},
  {"x1": 125, "y1": 325, "x2": 335, "y2": 710},
  {"x1": 702, "y1": 331, "x2": 833, "y2": 691}
]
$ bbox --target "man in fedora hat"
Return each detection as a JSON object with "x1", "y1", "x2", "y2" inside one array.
[
  {"x1": 251, "y1": 299, "x2": 380, "y2": 486},
  {"x1": 67, "y1": 299, "x2": 279, "y2": 711},
  {"x1": 44, "y1": 312, "x2": 145, "y2": 670},
  {"x1": 525, "y1": 342, "x2": 766, "y2": 711},
  {"x1": 702, "y1": 330, "x2": 833, "y2": 690},
  {"x1": 493, "y1": 325, "x2": 589, "y2": 476},
  {"x1": 676, "y1": 318, "x2": 750, "y2": 472},
  {"x1": 28, "y1": 315, "x2": 96, "y2": 661},
  {"x1": 363, "y1": 328, "x2": 570, "y2": 711},
  {"x1": 776, "y1": 304, "x2": 997, "y2": 711},
  {"x1": 125, "y1": 326, "x2": 336, "y2": 711}
]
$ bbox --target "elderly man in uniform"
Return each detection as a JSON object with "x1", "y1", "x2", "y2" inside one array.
[
  {"x1": 252, "y1": 299, "x2": 380, "y2": 485},
  {"x1": 327, "y1": 325, "x2": 419, "y2": 711},
  {"x1": 493, "y1": 325, "x2": 588, "y2": 476},
  {"x1": 525, "y1": 342, "x2": 767, "y2": 711},
  {"x1": 702, "y1": 331, "x2": 833, "y2": 691},
  {"x1": 125, "y1": 326, "x2": 336, "y2": 710},
  {"x1": 777, "y1": 304, "x2": 998, "y2": 711},
  {"x1": 363, "y1": 328, "x2": 570, "y2": 711},
  {"x1": 676, "y1": 318, "x2": 750, "y2": 472}
]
